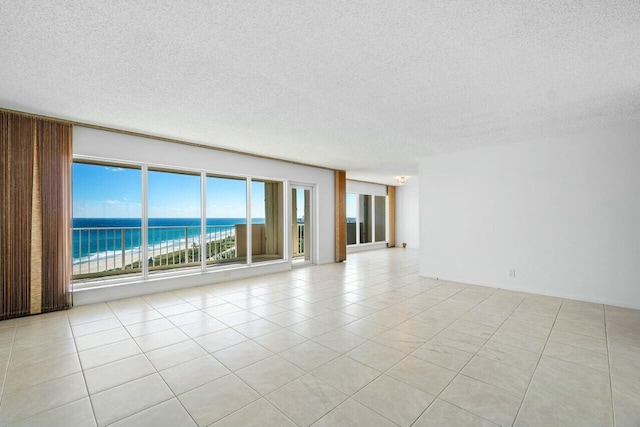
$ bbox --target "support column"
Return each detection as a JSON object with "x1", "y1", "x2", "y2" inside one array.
[
  {"x1": 387, "y1": 185, "x2": 396, "y2": 247},
  {"x1": 335, "y1": 170, "x2": 347, "y2": 262}
]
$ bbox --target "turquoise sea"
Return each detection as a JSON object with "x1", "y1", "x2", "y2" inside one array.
[{"x1": 72, "y1": 217, "x2": 262, "y2": 262}]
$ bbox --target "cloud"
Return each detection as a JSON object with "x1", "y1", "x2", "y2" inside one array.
[
  {"x1": 104, "y1": 199, "x2": 121, "y2": 204},
  {"x1": 104, "y1": 166, "x2": 124, "y2": 172}
]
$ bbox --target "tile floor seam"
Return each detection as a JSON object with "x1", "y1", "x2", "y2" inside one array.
[
  {"x1": 0, "y1": 324, "x2": 17, "y2": 408},
  {"x1": 78, "y1": 335, "x2": 131, "y2": 353},
  {"x1": 317, "y1": 398, "x2": 402, "y2": 427},
  {"x1": 216, "y1": 339, "x2": 274, "y2": 370},
  {"x1": 362, "y1": 281, "x2": 474, "y2": 358},
  {"x1": 1, "y1": 315, "x2": 96, "y2": 426},
  {"x1": 558, "y1": 319, "x2": 606, "y2": 338},
  {"x1": 72, "y1": 323, "x2": 122, "y2": 339},
  {"x1": 411, "y1": 290, "x2": 523, "y2": 426},
  {"x1": 378, "y1": 286, "x2": 499, "y2": 426},
  {"x1": 72, "y1": 305, "x2": 113, "y2": 427},
  {"x1": 603, "y1": 307, "x2": 616, "y2": 427},
  {"x1": 351, "y1": 374, "x2": 439, "y2": 427},
  {"x1": 190, "y1": 371, "x2": 265, "y2": 423},
  {"x1": 320, "y1": 353, "x2": 385, "y2": 392},
  {"x1": 220, "y1": 396, "x2": 301, "y2": 427},
  {"x1": 112, "y1": 306, "x2": 201, "y2": 427},
  {"x1": 410, "y1": 398, "x2": 500, "y2": 427},
  {"x1": 262, "y1": 375, "x2": 347, "y2": 426},
  {"x1": 98, "y1": 397, "x2": 172, "y2": 427},
  {"x1": 164, "y1": 354, "x2": 210, "y2": 424},
  {"x1": 102, "y1": 395, "x2": 176, "y2": 427},
  {"x1": 172, "y1": 370, "x2": 238, "y2": 396},
  {"x1": 546, "y1": 333, "x2": 607, "y2": 353},
  {"x1": 206, "y1": 351, "x2": 275, "y2": 401},
  {"x1": 345, "y1": 394, "x2": 403, "y2": 427},
  {"x1": 6, "y1": 395, "x2": 91, "y2": 427},
  {"x1": 1, "y1": 362, "x2": 87, "y2": 391},
  {"x1": 540, "y1": 353, "x2": 609, "y2": 373},
  {"x1": 465, "y1": 351, "x2": 541, "y2": 389},
  {"x1": 91, "y1": 367, "x2": 159, "y2": 393},
  {"x1": 420, "y1": 402, "x2": 497, "y2": 427},
  {"x1": 511, "y1": 298, "x2": 564, "y2": 426},
  {"x1": 279, "y1": 340, "x2": 342, "y2": 371},
  {"x1": 228, "y1": 283, "x2": 431, "y2": 416}
]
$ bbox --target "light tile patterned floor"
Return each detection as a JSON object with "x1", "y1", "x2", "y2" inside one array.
[{"x1": 0, "y1": 249, "x2": 638, "y2": 426}]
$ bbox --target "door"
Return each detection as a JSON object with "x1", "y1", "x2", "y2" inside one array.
[{"x1": 291, "y1": 185, "x2": 312, "y2": 264}]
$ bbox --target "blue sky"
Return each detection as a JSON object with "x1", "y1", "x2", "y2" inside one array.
[
  {"x1": 73, "y1": 164, "x2": 143, "y2": 218},
  {"x1": 72, "y1": 163, "x2": 302, "y2": 219}
]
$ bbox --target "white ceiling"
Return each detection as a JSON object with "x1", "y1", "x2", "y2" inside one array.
[{"x1": 1, "y1": 1, "x2": 639, "y2": 184}]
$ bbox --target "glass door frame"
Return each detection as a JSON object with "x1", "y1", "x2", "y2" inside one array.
[{"x1": 289, "y1": 182, "x2": 315, "y2": 266}]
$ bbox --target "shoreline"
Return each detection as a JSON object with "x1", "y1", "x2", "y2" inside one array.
[{"x1": 73, "y1": 232, "x2": 235, "y2": 276}]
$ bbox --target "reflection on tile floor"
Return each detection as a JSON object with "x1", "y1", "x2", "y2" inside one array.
[{"x1": 0, "y1": 248, "x2": 638, "y2": 426}]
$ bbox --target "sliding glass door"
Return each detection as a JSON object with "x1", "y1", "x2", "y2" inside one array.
[
  {"x1": 346, "y1": 191, "x2": 387, "y2": 246},
  {"x1": 291, "y1": 185, "x2": 312, "y2": 264},
  {"x1": 251, "y1": 179, "x2": 284, "y2": 263}
]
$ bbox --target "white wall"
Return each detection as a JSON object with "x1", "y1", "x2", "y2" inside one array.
[
  {"x1": 346, "y1": 180, "x2": 387, "y2": 196},
  {"x1": 73, "y1": 127, "x2": 336, "y2": 302},
  {"x1": 396, "y1": 180, "x2": 419, "y2": 249},
  {"x1": 419, "y1": 127, "x2": 640, "y2": 309}
]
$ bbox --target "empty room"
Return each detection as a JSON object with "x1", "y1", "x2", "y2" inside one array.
[{"x1": 1, "y1": 1, "x2": 639, "y2": 427}]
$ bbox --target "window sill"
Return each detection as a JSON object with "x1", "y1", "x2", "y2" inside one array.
[{"x1": 72, "y1": 259, "x2": 291, "y2": 304}]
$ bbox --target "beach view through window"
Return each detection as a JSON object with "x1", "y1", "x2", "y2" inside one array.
[{"x1": 72, "y1": 163, "x2": 271, "y2": 280}]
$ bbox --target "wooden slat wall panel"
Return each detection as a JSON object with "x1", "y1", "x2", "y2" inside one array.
[
  {"x1": 0, "y1": 112, "x2": 72, "y2": 320},
  {"x1": 30, "y1": 138, "x2": 43, "y2": 314},
  {"x1": 335, "y1": 170, "x2": 347, "y2": 262},
  {"x1": 1, "y1": 113, "x2": 35, "y2": 320},
  {"x1": 387, "y1": 186, "x2": 396, "y2": 248},
  {"x1": 38, "y1": 120, "x2": 73, "y2": 313}
]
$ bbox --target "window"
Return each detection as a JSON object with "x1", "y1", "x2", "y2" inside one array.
[
  {"x1": 206, "y1": 175, "x2": 247, "y2": 267},
  {"x1": 147, "y1": 169, "x2": 202, "y2": 274},
  {"x1": 72, "y1": 159, "x2": 287, "y2": 283},
  {"x1": 359, "y1": 194, "x2": 373, "y2": 244},
  {"x1": 72, "y1": 162, "x2": 142, "y2": 279},
  {"x1": 346, "y1": 193, "x2": 357, "y2": 245}
]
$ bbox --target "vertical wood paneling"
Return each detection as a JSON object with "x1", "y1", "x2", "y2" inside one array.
[
  {"x1": 387, "y1": 186, "x2": 396, "y2": 247},
  {"x1": 38, "y1": 120, "x2": 73, "y2": 313},
  {"x1": 30, "y1": 138, "x2": 43, "y2": 314},
  {"x1": 1, "y1": 113, "x2": 35, "y2": 320},
  {"x1": 0, "y1": 112, "x2": 72, "y2": 319},
  {"x1": 335, "y1": 170, "x2": 347, "y2": 262}
]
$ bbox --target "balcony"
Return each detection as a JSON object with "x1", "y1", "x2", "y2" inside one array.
[
  {"x1": 72, "y1": 223, "x2": 306, "y2": 280},
  {"x1": 72, "y1": 224, "x2": 237, "y2": 280}
]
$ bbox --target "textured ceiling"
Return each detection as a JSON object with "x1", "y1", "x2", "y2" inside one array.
[{"x1": 1, "y1": 1, "x2": 639, "y2": 184}]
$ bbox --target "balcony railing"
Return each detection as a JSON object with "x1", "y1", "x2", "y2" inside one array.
[
  {"x1": 72, "y1": 225, "x2": 237, "y2": 279},
  {"x1": 293, "y1": 223, "x2": 305, "y2": 257}
]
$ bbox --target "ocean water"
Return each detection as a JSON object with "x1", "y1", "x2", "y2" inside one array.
[{"x1": 72, "y1": 217, "x2": 262, "y2": 262}]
